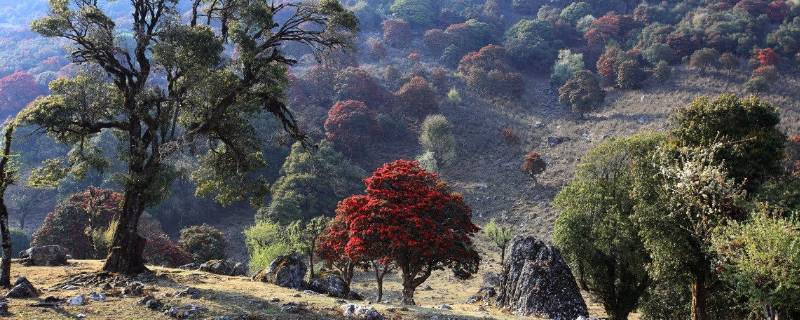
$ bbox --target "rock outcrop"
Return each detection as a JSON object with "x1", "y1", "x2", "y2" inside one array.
[
  {"x1": 496, "y1": 235, "x2": 588, "y2": 320},
  {"x1": 310, "y1": 274, "x2": 348, "y2": 297},
  {"x1": 253, "y1": 253, "x2": 306, "y2": 289},
  {"x1": 199, "y1": 260, "x2": 246, "y2": 276},
  {"x1": 5, "y1": 277, "x2": 38, "y2": 298},
  {"x1": 19, "y1": 245, "x2": 69, "y2": 266}
]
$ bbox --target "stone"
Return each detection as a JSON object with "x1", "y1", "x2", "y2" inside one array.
[
  {"x1": 123, "y1": 281, "x2": 145, "y2": 296},
  {"x1": 467, "y1": 272, "x2": 501, "y2": 304},
  {"x1": 76, "y1": 313, "x2": 86, "y2": 319},
  {"x1": 88, "y1": 292, "x2": 106, "y2": 302},
  {"x1": 18, "y1": 245, "x2": 69, "y2": 266},
  {"x1": 67, "y1": 294, "x2": 85, "y2": 306},
  {"x1": 437, "y1": 304, "x2": 452, "y2": 310},
  {"x1": 341, "y1": 304, "x2": 384, "y2": 320},
  {"x1": 199, "y1": 260, "x2": 247, "y2": 276},
  {"x1": 178, "y1": 263, "x2": 199, "y2": 270},
  {"x1": 421, "y1": 285, "x2": 433, "y2": 291},
  {"x1": 5, "y1": 277, "x2": 37, "y2": 298},
  {"x1": 138, "y1": 295, "x2": 164, "y2": 310},
  {"x1": 496, "y1": 235, "x2": 588, "y2": 319},
  {"x1": 252, "y1": 253, "x2": 307, "y2": 290},
  {"x1": 310, "y1": 274, "x2": 349, "y2": 298},
  {"x1": 165, "y1": 304, "x2": 206, "y2": 318},
  {"x1": 0, "y1": 301, "x2": 8, "y2": 316},
  {"x1": 280, "y1": 302, "x2": 301, "y2": 313},
  {"x1": 174, "y1": 287, "x2": 201, "y2": 299}
]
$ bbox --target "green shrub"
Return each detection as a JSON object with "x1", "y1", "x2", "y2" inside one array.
[
  {"x1": 745, "y1": 76, "x2": 769, "y2": 93},
  {"x1": 244, "y1": 220, "x2": 293, "y2": 273},
  {"x1": 560, "y1": 2, "x2": 592, "y2": 24},
  {"x1": 416, "y1": 151, "x2": 439, "y2": 173},
  {"x1": 8, "y1": 228, "x2": 29, "y2": 258},
  {"x1": 447, "y1": 87, "x2": 462, "y2": 104},
  {"x1": 419, "y1": 114, "x2": 456, "y2": 167},
  {"x1": 390, "y1": 0, "x2": 439, "y2": 28},
  {"x1": 178, "y1": 224, "x2": 227, "y2": 264},
  {"x1": 504, "y1": 19, "x2": 560, "y2": 70},
  {"x1": 558, "y1": 70, "x2": 605, "y2": 115},
  {"x1": 551, "y1": 49, "x2": 584, "y2": 87},
  {"x1": 653, "y1": 61, "x2": 671, "y2": 81},
  {"x1": 643, "y1": 43, "x2": 675, "y2": 65},
  {"x1": 616, "y1": 60, "x2": 647, "y2": 89},
  {"x1": 689, "y1": 48, "x2": 720, "y2": 72}
]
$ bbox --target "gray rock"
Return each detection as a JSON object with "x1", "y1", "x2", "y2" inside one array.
[
  {"x1": 341, "y1": 304, "x2": 384, "y2": 320},
  {"x1": 123, "y1": 281, "x2": 145, "y2": 296},
  {"x1": 0, "y1": 301, "x2": 8, "y2": 316},
  {"x1": 199, "y1": 260, "x2": 247, "y2": 276},
  {"x1": 67, "y1": 294, "x2": 85, "y2": 306},
  {"x1": 88, "y1": 291, "x2": 106, "y2": 302},
  {"x1": 175, "y1": 287, "x2": 201, "y2": 299},
  {"x1": 5, "y1": 277, "x2": 37, "y2": 298},
  {"x1": 178, "y1": 263, "x2": 199, "y2": 270},
  {"x1": 253, "y1": 253, "x2": 307, "y2": 289},
  {"x1": 280, "y1": 302, "x2": 302, "y2": 313},
  {"x1": 438, "y1": 304, "x2": 452, "y2": 310},
  {"x1": 18, "y1": 245, "x2": 69, "y2": 266},
  {"x1": 310, "y1": 274, "x2": 349, "y2": 298},
  {"x1": 165, "y1": 304, "x2": 206, "y2": 318},
  {"x1": 496, "y1": 236, "x2": 588, "y2": 319}
]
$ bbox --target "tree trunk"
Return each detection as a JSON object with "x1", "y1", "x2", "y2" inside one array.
[
  {"x1": 373, "y1": 262, "x2": 390, "y2": 302},
  {"x1": 401, "y1": 284, "x2": 416, "y2": 306},
  {"x1": 102, "y1": 190, "x2": 148, "y2": 274},
  {"x1": 500, "y1": 245, "x2": 505, "y2": 265},
  {"x1": 0, "y1": 198, "x2": 11, "y2": 287},
  {"x1": 690, "y1": 273, "x2": 708, "y2": 320},
  {"x1": 308, "y1": 251, "x2": 315, "y2": 280}
]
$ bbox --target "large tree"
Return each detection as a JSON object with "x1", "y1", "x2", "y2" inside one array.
[
  {"x1": 0, "y1": 120, "x2": 16, "y2": 287},
  {"x1": 554, "y1": 133, "x2": 664, "y2": 320},
  {"x1": 24, "y1": 0, "x2": 356, "y2": 274}
]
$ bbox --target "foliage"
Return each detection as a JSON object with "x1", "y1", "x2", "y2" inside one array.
[
  {"x1": 720, "y1": 53, "x2": 740, "y2": 70},
  {"x1": 142, "y1": 233, "x2": 192, "y2": 268},
  {"x1": 390, "y1": 0, "x2": 439, "y2": 28},
  {"x1": 558, "y1": 70, "x2": 605, "y2": 115},
  {"x1": 457, "y1": 45, "x2": 524, "y2": 99},
  {"x1": 521, "y1": 151, "x2": 547, "y2": 178},
  {"x1": 643, "y1": 43, "x2": 676, "y2": 65},
  {"x1": 393, "y1": 76, "x2": 439, "y2": 120},
  {"x1": 616, "y1": 60, "x2": 647, "y2": 89},
  {"x1": 670, "y1": 94, "x2": 786, "y2": 189},
  {"x1": 560, "y1": 2, "x2": 592, "y2": 25},
  {"x1": 334, "y1": 160, "x2": 480, "y2": 305},
  {"x1": 8, "y1": 228, "x2": 29, "y2": 258},
  {"x1": 713, "y1": 209, "x2": 800, "y2": 319},
  {"x1": 423, "y1": 29, "x2": 452, "y2": 56},
  {"x1": 416, "y1": 151, "x2": 439, "y2": 173},
  {"x1": 689, "y1": 48, "x2": 720, "y2": 72},
  {"x1": 441, "y1": 19, "x2": 495, "y2": 67},
  {"x1": 257, "y1": 141, "x2": 365, "y2": 225},
  {"x1": 334, "y1": 67, "x2": 388, "y2": 107},
  {"x1": 745, "y1": 76, "x2": 769, "y2": 93},
  {"x1": 178, "y1": 224, "x2": 227, "y2": 264},
  {"x1": 419, "y1": 115, "x2": 456, "y2": 167},
  {"x1": 504, "y1": 19, "x2": 560, "y2": 70},
  {"x1": 245, "y1": 220, "x2": 293, "y2": 273},
  {"x1": 596, "y1": 46, "x2": 623, "y2": 84},
  {"x1": 483, "y1": 218, "x2": 513, "y2": 264},
  {"x1": 447, "y1": 88, "x2": 462, "y2": 104},
  {"x1": 316, "y1": 217, "x2": 360, "y2": 292},
  {"x1": 0, "y1": 71, "x2": 44, "y2": 118},
  {"x1": 754, "y1": 176, "x2": 800, "y2": 217},
  {"x1": 287, "y1": 216, "x2": 330, "y2": 278},
  {"x1": 324, "y1": 100, "x2": 379, "y2": 154},
  {"x1": 652, "y1": 61, "x2": 672, "y2": 81},
  {"x1": 754, "y1": 65, "x2": 779, "y2": 82},
  {"x1": 383, "y1": 19, "x2": 412, "y2": 48},
  {"x1": 584, "y1": 14, "x2": 637, "y2": 50},
  {"x1": 755, "y1": 48, "x2": 779, "y2": 66},
  {"x1": 768, "y1": 17, "x2": 800, "y2": 55},
  {"x1": 554, "y1": 133, "x2": 665, "y2": 320},
  {"x1": 551, "y1": 49, "x2": 584, "y2": 87}
]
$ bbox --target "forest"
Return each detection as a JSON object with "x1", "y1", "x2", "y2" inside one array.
[{"x1": 0, "y1": 0, "x2": 799, "y2": 319}]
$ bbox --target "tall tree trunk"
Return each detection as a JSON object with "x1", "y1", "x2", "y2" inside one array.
[
  {"x1": 102, "y1": 190, "x2": 148, "y2": 274},
  {"x1": 401, "y1": 283, "x2": 416, "y2": 306},
  {"x1": 308, "y1": 251, "x2": 315, "y2": 280},
  {"x1": 373, "y1": 262, "x2": 390, "y2": 302},
  {"x1": 0, "y1": 197, "x2": 11, "y2": 287},
  {"x1": 690, "y1": 272, "x2": 708, "y2": 320},
  {"x1": 500, "y1": 245, "x2": 505, "y2": 265}
]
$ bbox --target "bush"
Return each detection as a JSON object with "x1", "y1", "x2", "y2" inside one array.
[
  {"x1": 390, "y1": 0, "x2": 439, "y2": 28},
  {"x1": 689, "y1": 48, "x2": 720, "y2": 72},
  {"x1": 720, "y1": 53, "x2": 740, "y2": 71},
  {"x1": 457, "y1": 45, "x2": 525, "y2": 99},
  {"x1": 419, "y1": 114, "x2": 456, "y2": 167},
  {"x1": 447, "y1": 87, "x2": 462, "y2": 104},
  {"x1": 596, "y1": 46, "x2": 623, "y2": 84},
  {"x1": 559, "y1": 70, "x2": 605, "y2": 115},
  {"x1": 755, "y1": 48, "x2": 779, "y2": 66},
  {"x1": 652, "y1": 61, "x2": 672, "y2": 81},
  {"x1": 560, "y1": 2, "x2": 592, "y2": 25},
  {"x1": 643, "y1": 43, "x2": 675, "y2": 65},
  {"x1": 416, "y1": 151, "x2": 439, "y2": 173},
  {"x1": 502, "y1": 127, "x2": 521, "y2": 145},
  {"x1": 244, "y1": 220, "x2": 293, "y2": 273},
  {"x1": 440, "y1": 19, "x2": 495, "y2": 67},
  {"x1": 551, "y1": 49, "x2": 584, "y2": 87},
  {"x1": 376, "y1": 113, "x2": 407, "y2": 140},
  {"x1": 521, "y1": 151, "x2": 547, "y2": 178},
  {"x1": 333, "y1": 67, "x2": 388, "y2": 107},
  {"x1": 768, "y1": 17, "x2": 800, "y2": 55},
  {"x1": 616, "y1": 60, "x2": 647, "y2": 89},
  {"x1": 324, "y1": 100, "x2": 379, "y2": 154},
  {"x1": 8, "y1": 228, "x2": 29, "y2": 258},
  {"x1": 504, "y1": 19, "x2": 560, "y2": 70},
  {"x1": 178, "y1": 224, "x2": 227, "y2": 264},
  {"x1": 383, "y1": 19, "x2": 412, "y2": 48},
  {"x1": 143, "y1": 233, "x2": 192, "y2": 267},
  {"x1": 423, "y1": 29, "x2": 451, "y2": 56},
  {"x1": 745, "y1": 76, "x2": 769, "y2": 93},
  {"x1": 393, "y1": 76, "x2": 439, "y2": 120}
]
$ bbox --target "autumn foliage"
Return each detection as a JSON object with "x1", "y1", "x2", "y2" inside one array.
[
  {"x1": 0, "y1": 71, "x2": 45, "y2": 118},
  {"x1": 457, "y1": 45, "x2": 524, "y2": 99},
  {"x1": 755, "y1": 48, "x2": 778, "y2": 66},
  {"x1": 318, "y1": 160, "x2": 480, "y2": 305},
  {"x1": 393, "y1": 76, "x2": 439, "y2": 120},
  {"x1": 324, "y1": 100, "x2": 379, "y2": 154},
  {"x1": 521, "y1": 151, "x2": 547, "y2": 178},
  {"x1": 333, "y1": 67, "x2": 388, "y2": 107},
  {"x1": 383, "y1": 19, "x2": 412, "y2": 48}
]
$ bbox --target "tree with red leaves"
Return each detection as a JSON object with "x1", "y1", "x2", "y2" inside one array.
[
  {"x1": 317, "y1": 213, "x2": 363, "y2": 296},
  {"x1": 324, "y1": 100, "x2": 379, "y2": 155},
  {"x1": 383, "y1": 19, "x2": 412, "y2": 49},
  {"x1": 755, "y1": 48, "x2": 778, "y2": 66},
  {"x1": 596, "y1": 46, "x2": 623, "y2": 85},
  {"x1": 333, "y1": 67, "x2": 388, "y2": 107},
  {"x1": 335, "y1": 160, "x2": 481, "y2": 305},
  {"x1": 393, "y1": 76, "x2": 439, "y2": 120},
  {"x1": 521, "y1": 151, "x2": 547, "y2": 181},
  {"x1": 584, "y1": 14, "x2": 637, "y2": 51},
  {"x1": 457, "y1": 45, "x2": 524, "y2": 99},
  {"x1": 0, "y1": 71, "x2": 45, "y2": 118}
]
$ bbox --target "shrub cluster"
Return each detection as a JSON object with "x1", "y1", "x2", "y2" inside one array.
[{"x1": 178, "y1": 224, "x2": 227, "y2": 264}]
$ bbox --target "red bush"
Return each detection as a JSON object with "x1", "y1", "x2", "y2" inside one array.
[
  {"x1": 383, "y1": 19, "x2": 412, "y2": 49},
  {"x1": 423, "y1": 29, "x2": 452, "y2": 56},
  {"x1": 324, "y1": 100, "x2": 378, "y2": 154},
  {"x1": 502, "y1": 127, "x2": 521, "y2": 145},
  {"x1": 755, "y1": 48, "x2": 778, "y2": 66},
  {"x1": 393, "y1": 76, "x2": 439, "y2": 120},
  {"x1": 457, "y1": 45, "x2": 525, "y2": 99},
  {"x1": 521, "y1": 151, "x2": 547, "y2": 177},
  {"x1": 333, "y1": 67, "x2": 388, "y2": 107},
  {"x1": 584, "y1": 14, "x2": 637, "y2": 50},
  {"x1": 596, "y1": 46, "x2": 623, "y2": 84},
  {"x1": 331, "y1": 160, "x2": 480, "y2": 304},
  {"x1": 143, "y1": 233, "x2": 192, "y2": 267},
  {"x1": 0, "y1": 71, "x2": 45, "y2": 117}
]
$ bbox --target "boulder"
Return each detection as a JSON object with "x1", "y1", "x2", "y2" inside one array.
[
  {"x1": 18, "y1": 245, "x2": 69, "y2": 266},
  {"x1": 467, "y1": 272, "x2": 500, "y2": 304},
  {"x1": 341, "y1": 304, "x2": 384, "y2": 320},
  {"x1": 199, "y1": 260, "x2": 246, "y2": 276},
  {"x1": 310, "y1": 274, "x2": 349, "y2": 298},
  {"x1": 253, "y1": 253, "x2": 306, "y2": 289},
  {"x1": 496, "y1": 236, "x2": 588, "y2": 319},
  {"x1": 5, "y1": 277, "x2": 37, "y2": 298}
]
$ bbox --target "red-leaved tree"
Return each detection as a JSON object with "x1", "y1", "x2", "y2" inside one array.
[
  {"x1": 333, "y1": 160, "x2": 480, "y2": 305},
  {"x1": 317, "y1": 203, "x2": 367, "y2": 296},
  {"x1": 755, "y1": 48, "x2": 778, "y2": 66},
  {"x1": 324, "y1": 100, "x2": 379, "y2": 154},
  {"x1": 393, "y1": 76, "x2": 439, "y2": 120}
]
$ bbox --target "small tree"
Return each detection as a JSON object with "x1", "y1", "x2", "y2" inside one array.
[
  {"x1": 616, "y1": 60, "x2": 647, "y2": 89},
  {"x1": 245, "y1": 220, "x2": 293, "y2": 273},
  {"x1": 483, "y1": 218, "x2": 513, "y2": 265},
  {"x1": 324, "y1": 100, "x2": 379, "y2": 155},
  {"x1": 340, "y1": 160, "x2": 480, "y2": 305},
  {"x1": 521, "y1": 151, "x2": 547, "y2": 182},
  {"x1": 689, "y1": 48, "x2": 721, "y2": 73},
  {"x1": 419, "y1": 115, "x2": 456, "y2": 167},
  {"x1": 393, "y1": 76, "x2": 439, "y2": 120},
  {"x1": 288, "y1": 216, "x2": 330, "y2": 280},
  {"x1": 559, "y1": 70, "x2": 606, "y2": 115},
  {"x1": 178, "y1": 224, "x2": 227, "y2": 264},
  {"x1": 317, "y1": 216, "x2": 361, "y2": 295},
  {"x1": 551, "y1": 49, "x2": 585, "y2": 87}
]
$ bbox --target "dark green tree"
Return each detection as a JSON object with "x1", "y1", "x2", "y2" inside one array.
[
  {"x1": 25, "y1": 0, "x2": 357, "y2": 274},
  {"x1": 670, "y1": 94, "x2": 786, "y2": 190},
  {"x1": 0, "y1": 120, "x2": 16, "y2": 287},
  {"x1": 554, "y1": 132, "x2": 664, "y2": 320},
  {"x1": 257, "y1": 141, "x2": 365, "y2": 225},
  {"x1": 558, "y1": 70, "x2": 605, "y2": 116}
]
